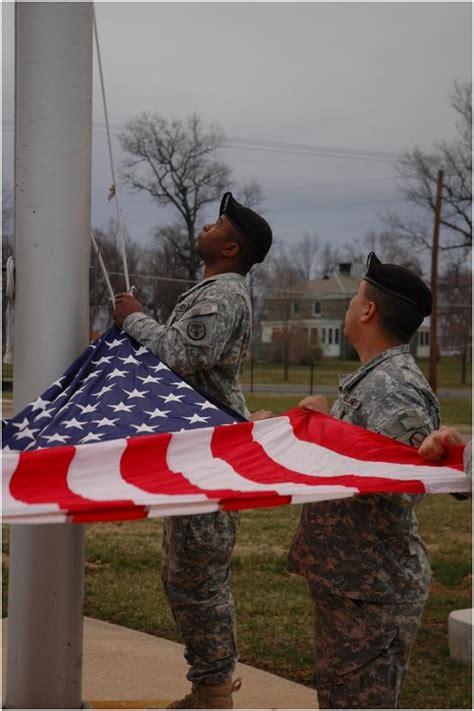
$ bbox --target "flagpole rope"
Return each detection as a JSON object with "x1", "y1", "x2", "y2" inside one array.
[
  {"x1": 91, "y1": 3, "x2": 131, "y2": 292},
  {"x1": 90, "y1": 230, "x2": 115, "y2": 304},
  {"x1": 3, "y1": 256, "x2": 15, "y2": 365}
]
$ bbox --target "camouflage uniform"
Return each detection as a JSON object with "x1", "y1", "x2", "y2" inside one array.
[
  {"x1": 123, "y1": 272, "x2": 251, "y2": 418},
  {"x1": 288, "y1": 345, "x2": 440, "y2": 709},
  {"x1": 123, "y1": 272, "x2": 251, "y2": 684}
]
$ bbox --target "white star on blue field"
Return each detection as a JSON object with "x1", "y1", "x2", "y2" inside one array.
[{"x1": 2, "y1": 327, "x2": 244, "y2": 452}]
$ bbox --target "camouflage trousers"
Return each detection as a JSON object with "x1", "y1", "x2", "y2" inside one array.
[
  {"x1": 161, "y1": 511, "x2": 239, "y2": 685},
  {"x1": 308, "y1": 583, "x2": 428, "y2": 709}
]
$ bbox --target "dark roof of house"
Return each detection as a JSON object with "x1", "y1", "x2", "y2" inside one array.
[{"x1": 295, "y1": 272, "x2": 362, "y2": 296}]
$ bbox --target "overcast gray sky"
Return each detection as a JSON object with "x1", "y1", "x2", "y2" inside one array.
[{"x1": 2, "y1": 1, "x2": 472, "y2": 252}]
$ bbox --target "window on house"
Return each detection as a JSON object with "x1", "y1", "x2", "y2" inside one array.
[
  {"x1": 321, "y1": 328, "x2": 326, "y2": 344},
  {"x1": 419, "y1": 331, "x2": 429, "y2": 346},
  {"x1": 328, "y1": 328, "x2": 333, "y2": 344},
  {"x1": 292, "y1": 302, "x2": 299, "y2": 316},
  {"x1": 314, "y1": 302, "x2": 321, "y2": 316},
  {"x1": 334, "y1": 329, "x2": 339, "y2": 344}
]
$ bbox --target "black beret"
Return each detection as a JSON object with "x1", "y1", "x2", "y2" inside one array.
[
  {"x1": 219, "y1": 192, "x2": 273, "y2": 263},
  {"x1": 364, "y1": 252, "x2": 432, "y2": 317}
]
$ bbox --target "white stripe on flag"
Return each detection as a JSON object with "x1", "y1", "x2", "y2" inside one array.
[
  {"x1": 66, "y1": 437, "x2": 213, "y2": 506},
  {"x1": 167, "y1": 425, "x2": 358, "y2": 500},
  {"x1": 147, "y1": 502, "x2": 219, "y2": 518},
  {"x1": 252, "y1": 417, "x2": 470, "y2": 493}
]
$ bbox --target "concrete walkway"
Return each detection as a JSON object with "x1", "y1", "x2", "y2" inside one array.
[{"x1": 2, "y1": 617, "x2": 317, "y2": 709}]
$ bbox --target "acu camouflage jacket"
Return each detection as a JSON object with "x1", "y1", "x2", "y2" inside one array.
[
  {"x1": 122, "y1": 272, "x2": 252, "y2": 418},
  {"x1": 288, "y1": 345, "x2": 441, "y2": 603}
]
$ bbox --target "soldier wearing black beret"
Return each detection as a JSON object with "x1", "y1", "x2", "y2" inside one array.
[
  {"x1": 363, "y1": 251, "x2": 432, "y2": 337},
  {"x1": 114, "y1": 192, "x2": 272, "y2": 709},
  {"x1": 218, "y1": 191, "x2": 273, "y2": 265},
  {"x1": 288, "y1": 252, "x2": 440, "y2": 709}
]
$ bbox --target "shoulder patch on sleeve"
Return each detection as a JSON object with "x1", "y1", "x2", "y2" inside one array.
[
  {"x1": 399, "y1": 411, "x2": 429, "y2": 431},
  {"x1": 376, "y1": 406, "x2": 433, "y2": 446},
  {"x1": 171, "y1": 305, "x2": 218, "y2": 348},
  {"x1": 186, "y1": 320, "x2": 207, "y2": 341},
  {"x1": 378, "y1": 416, "x2": 405, "y2": 438}
]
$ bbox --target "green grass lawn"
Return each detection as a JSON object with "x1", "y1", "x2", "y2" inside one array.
[
  {"x1": 242, "y1": 357, "x2": 471, "y2": 390},
  {"x1": 246, "y1": 394, "x2": 472, "y2": 428},
  {"x1": 3, "y1": 495, "x2": 470, "y2": 708}
]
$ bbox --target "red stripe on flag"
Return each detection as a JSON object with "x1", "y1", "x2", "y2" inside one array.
[
  {"x1": 121, "y1": 432, "x2": 212, "y2": 495},
  {"x1": 9, "y1": 445, "x2": 142, "y2": 513},
  {"x1": 222, "y1": 495, "x2": 291, "y2": 511},
  {"x1": 211, "y1": 420, "x2": 426, "y2": 495},
  {"x1": 288, "y1": 408, "x2": 465, "y2": 471},
  {"x1": 71, "y1": 506, "x2": 148, "y2": 524},
  {"x1": 10, "y1": 446, "x2": 94, "y2": 509},
  {"x1": 120, "y1": 432, "x2": 288, "y2": 503}
]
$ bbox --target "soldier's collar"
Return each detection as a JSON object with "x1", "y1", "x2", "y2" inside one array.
[
  {"x1": 339, "y1": 344, "x2": 411, "y2": 391},
  {"x1": 178, "y1": 272, "x2": 245, "y2": 300},
  {"x1": 201, "y1": 272, "x2": 247, "y2": 285}
]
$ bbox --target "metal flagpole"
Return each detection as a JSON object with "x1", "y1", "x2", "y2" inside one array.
[
  {"x1": 428, "y1": 169, "x2": 443, "y2": 393},
  {"x1": 6, "y1": 3, "x2": 93, "y2": 708}
]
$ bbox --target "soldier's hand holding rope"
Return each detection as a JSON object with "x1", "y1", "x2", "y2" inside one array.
[{"x1": 113, "y1": 290, "x2": 144, "y2": 328}]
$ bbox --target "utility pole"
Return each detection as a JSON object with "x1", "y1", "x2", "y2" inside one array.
[
  {"x1": 6, "y1": 3, "x2": 92, "y2": 708},
  {"x1": 428, "y1": 169, "x2": 444, "y2": 393}
]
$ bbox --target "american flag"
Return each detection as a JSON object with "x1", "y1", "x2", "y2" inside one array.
[{"x1": 2, "y1": 326, "x2": 469, "y2": 524}]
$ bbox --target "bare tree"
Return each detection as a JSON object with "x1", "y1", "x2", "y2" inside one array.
[
  {"x1": 319, "y1": 241, "x2": 342, "y2": 276},
  {"x1": 386, "y1": 81, "x2": 472, "y2": 252},
  {"x1": 90, "y1": 220, "x2": 143, "y2": 329},
  {"x1": 234, "y1": 179, "x2": 264, "y2": 209},
  {"x1": 341, "y1": 230, "x2": 423, "y2": 276},
  {"x1": 292, "y1": 233, "x2": 320, "y2": 281},
  {"x1": 262, "y1": 242, "x2": 306, "y2": 290},
  {"x1": 120, "y1": 112, "x2": 232, "y2": 280},
  {"x1": 438, "y1": 259, "x2": 472, "y2": 384},
  {"x1": 151, "y1": 222, "x2": 199, "y2": 280}
]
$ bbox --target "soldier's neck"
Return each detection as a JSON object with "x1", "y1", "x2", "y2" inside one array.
[{"x1": 355, "y1": 333, "x2": 403, "y2": 366}]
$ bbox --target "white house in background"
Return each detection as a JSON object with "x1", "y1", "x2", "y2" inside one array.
[
  {"x1": 416, "y1": 317, "x2": 431, "y2": 358},
  {"x1": 260, "y1": 263, "x2": 431, "y2": 360},
  {"x1": 260, "y1": 318, "x2": 344, "y2": 357}
]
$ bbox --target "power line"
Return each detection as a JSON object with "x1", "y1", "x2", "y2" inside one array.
[
  {"x1": 4, "y1": 121, "x2": 399, "y2": 163},
  {"x1": 267, "y1": 177, "x2": 396, "y2": 192},
  {"x1": 227, "y1": 136, "x2": 397, "y2": 159},
  {"x1": 93, "y1": 197, "x2": 406, "y2": 222},
  {"x1": 91, "y1": 122, "x2": 399, "y2": 161},
  {"x1": 226, "y1": 137, "x2": 397, "y2": 163},
  {"x1": 91, "y1": 176, "x2": 397, "y2": 207},
  {"x1": 224, "y1": 143, "x2": 396, "y2": 163},
  {"x1": 266, "y1": 198, "x2": 406, "y2": 213}
]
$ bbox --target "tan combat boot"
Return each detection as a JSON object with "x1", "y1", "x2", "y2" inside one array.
[
  {"x1": 167, "y1": 677, "x2": 242, "y2": 709},
  {"x1": 195, "y1": 678, "x2": 242, "y2": 709}
]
